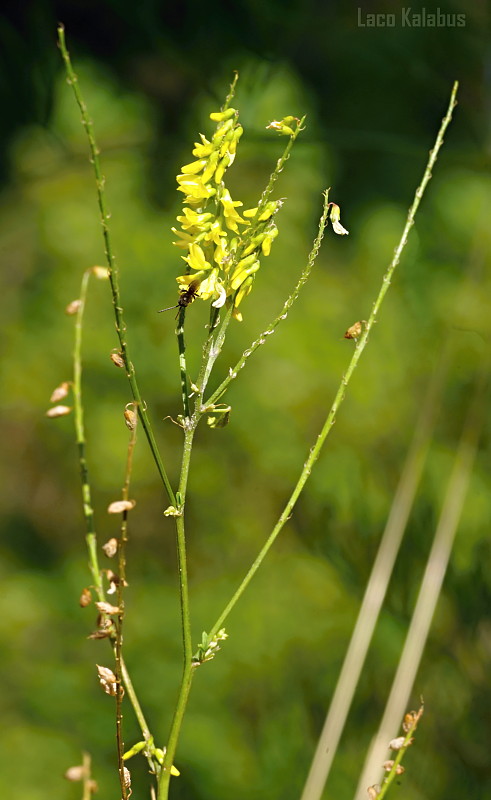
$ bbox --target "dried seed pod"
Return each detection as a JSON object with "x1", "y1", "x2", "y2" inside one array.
[
  {"x1": 65, "y1": 299, "x2": 82, "y2": 315},
  {"x1": 122, "y1": 765, "x2": 131, "y2": 790},
  {"x1": 389, "y1": 736, "x2": 406, "y2": 750},
  {"x1": 102, "y1": 537, "x2": 118, "y2": 558},
  {"x1": 344, "y1": 320, "x2": 364, "y2": 340},
  {"x1": 124, "y1": 407, "x2": 137, "y2": 430},
  {"x1": 96, "y1": 664, "x2": 118, "y2": 696},
  {"x1": 92, "y1": 266, "x2": 109, "y2": 279},
  {"x1": 64, "y1": 765, "x2": 85, "y2": 781},
  {"x1": 367, "y1": 786, "x2": 380, "y2": 799},
  {"x1": 79, "y1": 587, "x2": 93, "y2": 607},
  {"x1": 95, "y1": 601, "x2": 120, "y2": 615},
  {"x1": 46, "y1": 405, "x2": 72, "y2": 418},
  {"x1": 383, "y1": 760, "x2": 395, "y2": 771},
  {"x1": 110, "y1": 350, "x2": 125, "y2": 368},
  {"x1": 50, "y1": 381, "x2": 70, "y2": 403},
  {"x1": 107, "y1": 499, "x2": 136, "y2": 514}
]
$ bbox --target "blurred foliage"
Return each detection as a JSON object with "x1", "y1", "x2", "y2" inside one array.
[{"x1": 1, "y1": 1, "x2": 491, "y2": 799}]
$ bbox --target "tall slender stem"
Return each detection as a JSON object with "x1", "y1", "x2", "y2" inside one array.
[
  {"x1": 208, "y1": 81, "x2": 459, "y2": 639},
  {"x1": 57, "y1": 24, "x2": 175, "y2": 506}
]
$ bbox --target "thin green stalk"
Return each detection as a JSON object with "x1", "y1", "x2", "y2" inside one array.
[
  {"x1": 57, "y1": 24, "x2": 175, "y2": 506},
  {"x1": 115, "y1": 414, "x2": 137, "y2": 799},
  {"x1": 73, "y1": 269, "x2": 104, "y2": 599},
  {"x1": 205, "y1": 189, "x2": 331, "y2": 409},
  {"x1": 208, "y1": 81, "x2": 459, "y2": 639},
  {"x1": 158, "y1": 426, "x2": 196, "y2": 798},
  {"x1": 299, "y1": 345, "x2": 449, "y2": 800},
  {"x1": 176, "y1": 308, "x2": 191, "y2": 418},
  {"x1": 375, "y1": 706, "x2": 424, "y2": 800},
  {"x1": 71, "y1": 268, "x2": 155, "y2": 774},
  {"x1": 354, "y1": 360, "x2": 487, "y2": 800}
]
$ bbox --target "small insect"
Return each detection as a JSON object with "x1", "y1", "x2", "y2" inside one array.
[{"x1": 158, "y1": 279, "x2": 201, "y2": 318}]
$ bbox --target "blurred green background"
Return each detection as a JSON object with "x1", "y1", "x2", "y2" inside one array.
[{"x1": 1, "y1": 1, "x2": 490, "y2": 798}]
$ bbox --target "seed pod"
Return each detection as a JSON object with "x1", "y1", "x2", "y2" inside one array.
[
  {"x1": 46, "y1": 405, "x2": 72, "y2": 418},
  {"x1": 96, "y1": 664, "x2": 118, "y2": 696},
  {"x1": 107, "y1": 499, "x2": 136, "y2": 514},
  {"x1": 79, "y1": 587, "x2": 92, "y2": 607},
  {"x1": 65, "y1": 299, "x2": 82, "y2": 315},
  {"x1": 110, "y1": 350, "x2": 125, "y2": 368},
  {"x1": 102, "y1": 537, "x2": 118, "y2": 558}
]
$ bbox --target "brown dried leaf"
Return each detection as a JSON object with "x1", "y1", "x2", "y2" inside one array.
[
  {"x1": 46, "y1": 405, "x2": 72, "y2": 418},
  {"x1": 107, "y1": 499, "x2": 136, "y2": 514}
]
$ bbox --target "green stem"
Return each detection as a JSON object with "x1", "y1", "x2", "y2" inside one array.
[
  {"x1": 205, "y1": 189, "x2": 331, "y2": 408},
  {"x1": 158, "y1": 425, "x2": 196, "y2": 798},
  {"x1": 57, "y1": 24, "x2": 175, "y2": 506},
  {"x1": 176, "y1": 308, "x2": 191, "y2": 419},
  {"x1": 73, "y1": 269, "x2": 104, "y2": 599},
  {"x1": 115, "y1": 416, "x2": 137, "y2": 799},
  {"x1": 376, "y1": 707, "x2": 424, "y2": 800},
  {"x1": 208, "y1": 80, "x2": 459, "y2": 639},
  {"x1": 71, "y1": 268, "x2": 156, "y2": 772}
]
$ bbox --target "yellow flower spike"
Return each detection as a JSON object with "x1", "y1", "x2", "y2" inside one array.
[
  {"x1": 330, "y1": 203, "x2": 349, "y2": 235},
  {"x1": 180, "y1": 159, "x2": 207, "y2": 174},
  {"x1": 183, "y1": 242, "x2": 212, "y2": 272},
  {"x1": 209, "y1": 107, "x2": 236, "y2": 122}
]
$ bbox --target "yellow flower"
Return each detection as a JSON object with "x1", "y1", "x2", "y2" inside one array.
[
  {"x1": 329, "y1": 203, "x2": 349, "y2": 235},
  {"x1": 180, "y1": 159, "x2": 207, "y2": 175},
  {"x1": 220, "y1": 189, "x2": 246, "y2": 232},
  {"x1": 182, "y1": 242, "x2": 212, "y2": 272}
]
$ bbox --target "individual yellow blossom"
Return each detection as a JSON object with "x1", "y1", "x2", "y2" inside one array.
[
  {"x1": 329, "y1": 203, "x2": 349, "y2": 235},
  {"x1": 182, "y1": 242, "x2": 212, "y2": 272},
  {"x1": 210, "y1": 107, "x2": 237, "y2": 122},
  {"x1": 220, "y1": 189, "x2": 246, "y2": 232},
  {"x1": 197, "y1": 268, "x2": 220, "y2": 299},
  {"x1": 180, "y1": 159, "x2": 207, "y2": 174},
  {"x1": 176, "y1": 208, "x2": 213, "y2": 230},
  {"x1": 176, "y1": 175, "x2": 215, "y2": 201},
  {"x1": 192, "y1": 134, "x2": 214, "y2": 158},
  {"x1": 229, "y1": 258, "x2": 260, "y2": 291},
  {"x1": 171, "y1": 227, "x2": 196, "y2": 248}
]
